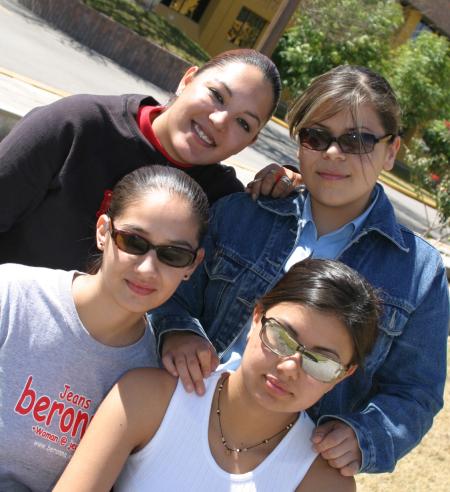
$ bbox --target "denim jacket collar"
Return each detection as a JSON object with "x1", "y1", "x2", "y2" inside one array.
[{"x1": 256, "y1": 184, "x2": 409, "y2": 253}]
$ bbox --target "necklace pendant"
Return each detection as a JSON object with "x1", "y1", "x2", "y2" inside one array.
[{"x1": 226, "y1": 448, "x2": 232, "y2": 456}]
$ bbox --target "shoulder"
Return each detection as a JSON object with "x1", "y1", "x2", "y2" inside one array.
[
  {"x1": 187, "y1": 163, "x2": 244, "y2": 203},
  {"x1": 29, "y1": 94, "x2": 149, "y2": 127},
  {"x1": 115, "y1": 368, "x2": 178, "y2": 447},
  {"x1": 0, "y1": 263, "x2": 53, "y2": 284},
  {"x1": 296, "y1": 456, "x2": 356, "y2": 492}
]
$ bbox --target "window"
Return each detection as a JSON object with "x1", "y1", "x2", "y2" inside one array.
[
  {"x1": 161, "y1": 0, "x2": 210, "y2": 23},
  {"x1": 412, "y1": 20, "x2": 431, "y2": 39},
  {"x1": 227, "y1": 7, "x2": 267, "y2": 48}
]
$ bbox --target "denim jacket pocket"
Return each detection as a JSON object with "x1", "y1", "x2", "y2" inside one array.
[
  {"x1": 365, "y1": 294, "x2": 411, "y2": 373},
  {"x1": 204, "y1": 248, "x2": 251, "y2": 316}
]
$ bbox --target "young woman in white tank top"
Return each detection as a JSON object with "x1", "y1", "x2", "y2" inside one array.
[{"x1": 54, "y1": 258, "x2": 380, "y2": 492}]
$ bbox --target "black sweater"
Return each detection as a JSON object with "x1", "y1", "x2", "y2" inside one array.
[{"x1": 0, "y1": 94, "x2": 244, "y2": 270}]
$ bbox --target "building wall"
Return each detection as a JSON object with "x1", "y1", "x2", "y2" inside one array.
[
  {"x1": 156, "y1": 0, "x2": 282, "y2": 56},
  {"x1": 394, "y1": 6, "x2": 425, "y2": 45},
  {"x1": 17, "y1": 0, "x2": 191, "y2": 92}
]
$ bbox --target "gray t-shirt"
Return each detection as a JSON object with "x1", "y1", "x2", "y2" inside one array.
[{"x1": 0, "y1": 264, "x2": 157, "y2": 491}]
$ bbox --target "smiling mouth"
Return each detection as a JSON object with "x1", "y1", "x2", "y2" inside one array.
[{"x1": 192, "y1": 122, "x2": 216, "y2": 147}]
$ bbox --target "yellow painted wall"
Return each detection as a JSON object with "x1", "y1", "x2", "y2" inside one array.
[
  {"x1": 156, "y1": 0, "x2": 282, "y2": 56},
  {"x1": 394, "y1": 6, "x2": 423, "y2": 46}
]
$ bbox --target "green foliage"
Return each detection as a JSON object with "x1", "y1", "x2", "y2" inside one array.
[
  {"x1": 273, "y1": 1, "x2": 450, "y2": 221},
  {"x1": 273, "y1": 0, "x2": 403, "y2": 94},
  {"x1": 387, "y1": 31, "x2": 450, "y2": 134},
  {"x1": 404, "y1": 121, "x2": 450, "y2": 221},
  {"x1": 82, "y1": 0, "x2": 209, "y2": 65}
]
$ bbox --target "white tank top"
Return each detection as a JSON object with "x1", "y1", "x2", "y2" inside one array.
[{"x1": 115, "y1": 370, "x2": 318, "y2": 491}]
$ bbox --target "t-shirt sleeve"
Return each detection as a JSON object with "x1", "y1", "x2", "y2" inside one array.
[{"x1": 0, "y1": 95, "x2": 90, "y2": 232}]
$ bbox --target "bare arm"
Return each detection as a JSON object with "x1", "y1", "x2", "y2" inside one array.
[
  {"x1": 53, "y1": 368, "x2": 176, "y2": 492},
  {"x1": 296, "y1": 455, "x2": 356, "y2": 492}
]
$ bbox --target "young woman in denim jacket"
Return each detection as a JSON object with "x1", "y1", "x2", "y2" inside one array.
[{"x1": 149, "y1": 65, "x2": 450, "y2": 476}]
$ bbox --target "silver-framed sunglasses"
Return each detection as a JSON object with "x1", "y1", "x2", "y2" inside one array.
[{"x1": 260, "y1": 316, "x2": 349, "y2": 383}]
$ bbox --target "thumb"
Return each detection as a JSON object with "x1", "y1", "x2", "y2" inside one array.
[{"x1": 311, "y1": 420, "x2": 336, "y2": 443}]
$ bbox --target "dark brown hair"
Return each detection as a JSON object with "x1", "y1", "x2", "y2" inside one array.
[
  {"x1": 259, "y1": 258, "x2": 380, "y2": 366},
  {"x1": 89, "y1": 165, "x2": 209, "y2": 273},
  {"x1": 195, "y1": 48, "x2": 281, "y2": 118}
]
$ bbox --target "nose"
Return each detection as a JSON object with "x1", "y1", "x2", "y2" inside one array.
[
  {"x1": 323, "y1": 141, "x2": 346, "y2": 160},
  {"x1": 276, "y1": 353, "x2": 301, "y2": 380},
  {"x1": 209, "y1": 110, "x2": 229, "y2": 131},
  {"x1": 135, "y1": 250, "x2": 159, "y2": 275}
]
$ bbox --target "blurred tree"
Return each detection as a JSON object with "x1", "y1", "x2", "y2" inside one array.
[
  {"x1": 273, "y1": 1, "x2": 450, "y2": 225},
  {"x1": 387, "y1": 31, "x2": 450, "y2": 140},
  {"x1": 272, "y1": 0, "x2": 403, "y2": 94}
]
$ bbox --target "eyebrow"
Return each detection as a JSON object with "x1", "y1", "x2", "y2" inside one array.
[
  {"x1": 116, "y1": 224, "x2": 196, "y2": 250},
  {"x1": 213, "y1": 79, "x2": 262, "y2": 126}
]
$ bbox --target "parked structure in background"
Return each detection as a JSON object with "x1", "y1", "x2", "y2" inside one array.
[
  {"x1": 397, "y1": 0, "x2": 450, "y2": 43},
  {"x1": 154, "y1": 0, "x2": 300, "y2": 57},
  {"x1": 155, "y1": 0, "x2": 449, "y2": 57}
]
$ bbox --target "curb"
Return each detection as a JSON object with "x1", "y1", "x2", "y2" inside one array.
[{"x1": 0, "y1": 67, "x2": 70, "y2": 98}]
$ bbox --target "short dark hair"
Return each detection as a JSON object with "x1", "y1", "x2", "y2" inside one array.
[
  {"x1": 258, "y1": 258, "x2": 380, "y2": 366},
  {"x1": 196, "y1": 48, "x2": 281, "y2": 118}
]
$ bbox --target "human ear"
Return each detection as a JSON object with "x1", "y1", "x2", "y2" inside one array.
[
  {"x1": 383, "y1": 136, "x2": 401, "y2": 172},
  {"x1": 252, "y1": 303, "x2": 264, "y2": 324},
  {"x1": 343, "y1": 364, "x2": 358, "y2": 379},
  {"x1": 182, "y1": 247, "x2": 205, "y2": 280},
  {"x1": 176, "y1": 66, "x2": 200, "y2": 95},
  {"x1": 96, "y1": 214, "x2": 110, "y2": 250}
]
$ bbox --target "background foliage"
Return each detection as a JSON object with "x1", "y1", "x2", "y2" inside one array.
[{"x1": 273, "y1": 0, "x2": 450, "y2": 223}]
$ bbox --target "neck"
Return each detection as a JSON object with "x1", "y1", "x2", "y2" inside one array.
[
  {"x1": 71, "y1": 274, "x2": 146, "y2": 347},
  {"x1": 151, "y1": 110, "x2": 171, "y2": 154},
  {"x1": 310, "y1": 194, "x2": 371, "y2": 237},
  {"x1": 216, "y1": 371, "x2": 298, "y2": 449}
]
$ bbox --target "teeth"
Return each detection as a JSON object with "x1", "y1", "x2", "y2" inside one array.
[{"x1": 194, "y1": 123, "x2": 214, "y2": 145}]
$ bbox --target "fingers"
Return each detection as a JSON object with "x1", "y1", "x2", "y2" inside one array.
[
  {"x1": 175, "y1": 353, "x2": 205, "y2": 395},
  {"x1": 311, "y1": 419, "x2": 336, "y2": 445},
  {"x1": 161, "y1": 332, "x2": 218, "y2": 396},
  {"x1": 246, "y1": 164, "x2": 289, "y2": 200},
  {"x1": 312, "y1": 421, "x2": 361, "y2": 475}
]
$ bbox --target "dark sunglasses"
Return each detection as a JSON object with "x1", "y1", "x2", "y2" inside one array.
[
  {"x1": 109, "y1": 218, "x2": 198, "y2": 268},
  {"x1": 260, "y1": 316, "x2": 348, "y2": 383},
  {"x1": 298, "y1": 127, "x2": 394, "y2": 155}
]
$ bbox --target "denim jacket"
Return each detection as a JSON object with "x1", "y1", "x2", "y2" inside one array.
[{"x1": 150, "y1": 184, "x2": 449, "y2": 473}]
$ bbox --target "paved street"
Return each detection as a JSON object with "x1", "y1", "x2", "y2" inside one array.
[{"x1": 0, "y1": 0, "x2": 448, "y2": 253}]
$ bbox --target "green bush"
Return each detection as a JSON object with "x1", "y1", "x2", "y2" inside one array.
[{"x1": 404, "y1": 120, "x2": 450, "y2": 221}]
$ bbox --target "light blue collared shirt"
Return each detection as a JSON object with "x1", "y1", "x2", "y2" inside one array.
[
  {"x1": 224, "y1": 188, "x2": 379, "y2": 362},
  {"x1": 284, "y1": 189, "x2": 379, "y2": 271}
]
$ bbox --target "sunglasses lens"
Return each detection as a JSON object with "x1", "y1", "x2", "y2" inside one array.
[
  {"x1": 339, "y1": 132, "x2": 376, "y2": 154},
  {"x1": 115, "y1": 232, "x2": 149, "y2": 255},
  {"x1": 299, "y1": 128, "x2": 330, "y2": 151},
  {"x1": 156, "y1": 246, "x2": 196, "y2": 268},
  {"x1": 261, "y1": 318, "x2": 297, "y2": 356},
  {"x1": 261, "y1": 317, "x2": 345, "y2": 383},
  {"x1": 300, "y1": 352, "x2": 344, "y2": 383}
]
